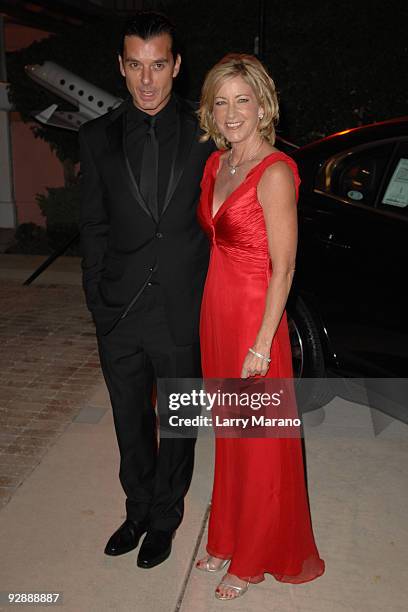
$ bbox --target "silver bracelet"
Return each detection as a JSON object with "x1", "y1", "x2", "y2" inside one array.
[{"x1": 249, "y1": 347, "x2": 271, "y2": 363}]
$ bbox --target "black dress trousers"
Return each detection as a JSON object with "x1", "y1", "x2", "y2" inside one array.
[{"x1": 96, "y1": 283, "x2": 201, "y2": 531}]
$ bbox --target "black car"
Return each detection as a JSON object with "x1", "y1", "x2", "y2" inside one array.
[{"x1": 286, "y1": 117, "x2": 408, "y2": 389}]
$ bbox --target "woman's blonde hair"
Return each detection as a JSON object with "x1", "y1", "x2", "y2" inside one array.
[{"x1": 198, "y1": 53, "x2": 279, "y2": 149}]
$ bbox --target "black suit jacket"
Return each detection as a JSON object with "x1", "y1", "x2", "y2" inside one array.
[{"x1": 79, "y1": 95, "x2": 215, "y2": 343}]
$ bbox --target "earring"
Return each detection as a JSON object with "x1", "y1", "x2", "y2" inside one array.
[{"x1": 258, "y1": 112, "x2": 264, "y2": 120}]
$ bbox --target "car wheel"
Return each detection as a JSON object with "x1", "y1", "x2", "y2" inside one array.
[{"x1": 287, "y1": 296, "x2": 333, "y2": 415}]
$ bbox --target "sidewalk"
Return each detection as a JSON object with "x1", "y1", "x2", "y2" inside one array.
[
  {"x1": 0, "y1": 255, "x2": 407, "y2": 611},
  {"x1": 0, "y1": 256, "x2": 102, "y2": 510}
]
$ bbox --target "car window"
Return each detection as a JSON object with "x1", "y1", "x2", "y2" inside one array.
[
  {"x1": 315, "y1": 143, "x2": 393, "y2": 207},
  {"x1": 378, "y1": 142, "x2": 408, "y2": 214}
]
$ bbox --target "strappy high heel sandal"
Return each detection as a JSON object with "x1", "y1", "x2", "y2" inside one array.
[
  {"x1": 195, "y1": 555, "x2": 230, "y2": 573},
  {"x1": 215, "y1": 577, "x2": 250, "y2": 600}
]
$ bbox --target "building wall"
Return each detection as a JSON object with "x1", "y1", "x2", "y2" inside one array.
[
  {"x1": 6, "y1": 23, "x2": 65, "y2": 228},
  {"x1": 10, "y1": 114, "x2": 64, "y2": 226},
  {"x1": 5, "y1": 23, "x2": 50, "y2": 51}
]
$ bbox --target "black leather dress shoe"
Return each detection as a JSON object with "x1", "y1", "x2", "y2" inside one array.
[
  {"x1": 104, "y1": 519, "x2": 149, "y2": 556},
  {"x1": 137, "y1": 529, "x2": 175, "y2": 568}
]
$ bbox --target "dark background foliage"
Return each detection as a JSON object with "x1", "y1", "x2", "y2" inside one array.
[
  {"x1": 7, "y1": 0, "x2": 408, "y2": 159},
  {"x1": 162, "y1": 0, "x2": 408, "y2": 143},
  {"x1": 5, "y1": 0, "x2": 407, "y2": 253}
]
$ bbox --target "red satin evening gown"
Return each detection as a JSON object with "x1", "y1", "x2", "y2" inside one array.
[{"x1": 197, "y1": 149, "x2": 325, "y2": 584}]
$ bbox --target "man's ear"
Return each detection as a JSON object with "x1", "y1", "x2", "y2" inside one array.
[
  {"x1": 172, "y1": 54, "x2": 181, "y2": 78},
  {"x1": 118, "y1": 54, "x2": 126, "y2": 78}
]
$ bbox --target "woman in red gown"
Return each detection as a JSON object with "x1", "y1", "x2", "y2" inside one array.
[{"x1": 195, "y1": 54, "x2": 325, "y2": 600}]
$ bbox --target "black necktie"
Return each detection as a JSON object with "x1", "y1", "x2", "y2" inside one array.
[{"x1": 139, "y1": 115, "x2": 159, "y2": 220}]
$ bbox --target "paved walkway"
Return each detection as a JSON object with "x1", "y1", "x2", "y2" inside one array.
[
  {"x1": 0, "y1": 255, "x2": 407, "y2": 611},
  {"x1": 0, "y1": 273, "x2": 103, "y2": 510}
]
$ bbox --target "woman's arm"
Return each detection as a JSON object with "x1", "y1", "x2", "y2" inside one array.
[{"x1": 241, "y1": 160, "x2": 298, "y2": 378}]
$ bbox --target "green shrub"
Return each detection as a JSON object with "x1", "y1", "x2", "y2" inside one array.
[
  {"x1": 47, "y1": 223, "x2": 80, "y2": 255},
  {"x1": 6, "y1": 220, "x2": 80, "y2": 256},
  {"x1": 6, "y1": 222, "x2": 49, "y2": 254},
  {"x1": 36, "y1": 180, "x2": 80, "y2": 228}
]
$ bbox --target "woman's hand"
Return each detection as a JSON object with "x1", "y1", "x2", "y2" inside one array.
[{"x1": 241, "y1": 347, "x2": 271, "y2": 378}]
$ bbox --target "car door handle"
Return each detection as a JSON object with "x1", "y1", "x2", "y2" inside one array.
[{"x1": 316, "y1": 233, "x2": 352, "y2": 250}]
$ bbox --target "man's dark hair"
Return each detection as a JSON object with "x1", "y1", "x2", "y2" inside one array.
[{"x1": 118, "y1": 11, "x2": 179, "y2": 60}]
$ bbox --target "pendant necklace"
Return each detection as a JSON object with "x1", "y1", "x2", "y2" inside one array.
[{"x1": 227, "y1": 142, "x2": 263, "y2": 176}]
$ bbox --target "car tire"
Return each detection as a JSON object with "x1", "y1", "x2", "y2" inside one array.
[{"x1": 287, "y1": 295, "x2": 334, "y2": 416}]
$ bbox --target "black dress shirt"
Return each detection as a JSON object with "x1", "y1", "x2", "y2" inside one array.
[{"x1": 125, "y1": 93, "x2": 178, "y2": 216}]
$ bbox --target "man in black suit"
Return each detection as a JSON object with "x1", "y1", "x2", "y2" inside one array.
[{"x1": 79, "y1": 12, "x2": 214, "y2": 568}]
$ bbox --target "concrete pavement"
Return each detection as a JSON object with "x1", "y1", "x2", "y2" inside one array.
[{"x1": 0, "y1": 255, "x2": 407, "y2": 611}]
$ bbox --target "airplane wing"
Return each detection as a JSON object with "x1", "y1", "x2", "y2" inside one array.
[{"x1": 33, "y1": 104, "x2": 89, "y2": 131}]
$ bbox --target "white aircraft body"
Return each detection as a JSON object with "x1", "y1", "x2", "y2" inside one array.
[{"x1": 25, "y1": 61, "x2": 123, "y2": 131}]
